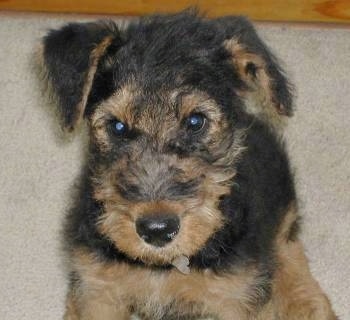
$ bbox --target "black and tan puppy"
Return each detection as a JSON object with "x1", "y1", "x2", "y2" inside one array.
[{"x1": 42, "y1": 10, "x2": 337, "y2": 320}]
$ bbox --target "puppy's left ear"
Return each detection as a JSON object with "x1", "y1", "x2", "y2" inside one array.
[
  {"x1": 42, "y1": 21, "x2": 121, "y2": 131},
  {"x1": 216, "y1": 17, "x2": 293, "y2": 124}
]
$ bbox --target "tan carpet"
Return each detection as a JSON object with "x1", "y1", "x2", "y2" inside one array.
[{"x1": 0, "y1": 12, "x2": 349, "y2": 320}]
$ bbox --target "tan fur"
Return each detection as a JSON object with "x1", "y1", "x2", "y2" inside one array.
[
  {"x1": 177, "y1": 90, "x2": 248, "y2": 165},
  {"x1": 91, "y1": 86, "x2": 246, "y2": 167},
  {"x1": 92, "y1": 87, "x2": 229, "y2": 149},
  {"x1": 65, "y1": 249, "x2": 269, "y2": 320},
  {"x1": 71, "y1": 36, "x2": 114, "y2": 131},
  {"x1": 94, "y1": 172, "x2": 228, "y2": 264},
  {"x1": 64, "y1": 283, "x2": 129, "y2": 320},
  {"x1": 92, "y1": 85, "x2": 177, "y2": 143},
  {"x1": 224, "y1": 39, "x2": 287, "y2": 131},
  {"x1": 90, "y1": 84, "x2": 137, "y2": 152},
  {"x1": 64, "y1": 290, "x2": 80, "y2": 320},
  {"x1": 179, "y1": 91, "x2": 223, "y2": 125},
  {"x1": 270, "y1": 205, "x2": 337, "y2": 320},
  {"x1": 179, "y1": 91, "x2": 227, "y2": 149}
]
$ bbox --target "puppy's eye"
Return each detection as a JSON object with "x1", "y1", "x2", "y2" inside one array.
[
  {"x1": 110, "y1": 119, "x2": 128, "y2": 136},
  {"x1": 186, "y1": 113, "x2": 206, "y2": 133}
]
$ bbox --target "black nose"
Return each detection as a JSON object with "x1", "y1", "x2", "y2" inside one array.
[{"x1": 136, "y1": 214, "x2": 180, "y2": 247}]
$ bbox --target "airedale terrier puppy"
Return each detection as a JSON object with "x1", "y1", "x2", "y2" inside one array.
[{"x1": 41, "y1": 10, "x2": 337, "y2": 320}]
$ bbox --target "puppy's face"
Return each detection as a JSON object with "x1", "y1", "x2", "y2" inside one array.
[
  {"x1": 42, "y1": 12, "x2": 293, "y2": 266},
  {"x1": 89, "y1": 85, "x2": 242, "y2": 265}
]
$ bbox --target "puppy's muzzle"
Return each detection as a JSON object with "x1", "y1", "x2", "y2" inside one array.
[{"x1": 136, "y1": 214, "x2": 180, "y2": 247}]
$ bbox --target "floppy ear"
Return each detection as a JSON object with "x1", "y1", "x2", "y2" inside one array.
[
  {"x1": 216, "y1": 17, "x2": 293, "y2": 124},
  {"x1": 42, "y1": 21, "x2": 120, "y2": 131}
]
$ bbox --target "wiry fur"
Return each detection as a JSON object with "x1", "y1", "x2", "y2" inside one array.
[{"x1": 41, "y1": 9, "x2": 337, "y2": 320}]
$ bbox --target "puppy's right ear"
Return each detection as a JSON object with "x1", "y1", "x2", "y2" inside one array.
[
  {"x1": 42, "y1": 21, "x2": 121, "y2": 131},
  {"x1": 214, "y1": 16, "x2": 294, "y2": 129}
]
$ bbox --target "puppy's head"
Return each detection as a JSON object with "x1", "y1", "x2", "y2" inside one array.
[{"x1": 42, "y1": 11, "x2": 293, "y2": 266}]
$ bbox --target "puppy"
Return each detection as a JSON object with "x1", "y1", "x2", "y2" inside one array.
[{"x1": 41, "y1": 10, "x2": 337, "y2": 320}]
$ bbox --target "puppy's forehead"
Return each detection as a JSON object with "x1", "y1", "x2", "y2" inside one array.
[{"x1": 97, "y1": 84, "x2": 222, "y2": 127}]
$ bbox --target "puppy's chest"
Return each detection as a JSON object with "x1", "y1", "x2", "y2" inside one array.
[
  {"x1": 79, "y1": 260, "x2": 260, "y2": 319},
  {"x1": 129, "y1": 272, "x2": 210, "y2": 319}
]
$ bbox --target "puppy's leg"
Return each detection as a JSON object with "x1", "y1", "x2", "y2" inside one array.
[
  {"x1": 64, "y1": 288, "x2": 79, "y2": 320},
  {"x1": 64, "y1": 286, "x2": 131, "y2": 320},
  {"x1": 272, "y1": 207, "x2": 337, "y2": 320}
]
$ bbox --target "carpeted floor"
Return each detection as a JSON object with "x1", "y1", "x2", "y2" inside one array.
[{"x1": 0, "y1": 12, "x2": 349, "y2": 320}]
